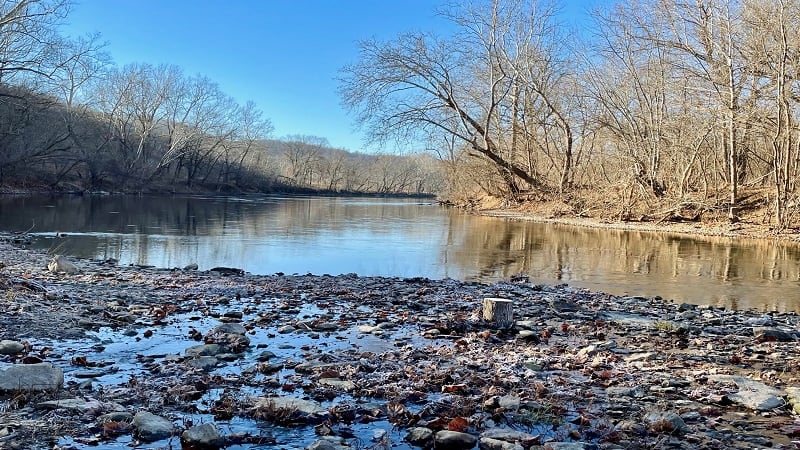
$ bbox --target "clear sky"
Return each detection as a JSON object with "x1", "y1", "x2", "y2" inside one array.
[{"x1": 61, "y1": 0, "x2": 595, "y2": 153}]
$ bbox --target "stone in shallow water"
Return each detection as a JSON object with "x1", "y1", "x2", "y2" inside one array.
[
  {"x1": 133, "y1": 411, "x2": 174, "y2": 442},
  {"x1": 0, "y1": 340, "x2": 24, "y2": 355},
  {"x1": 405, "y1": 427, "x2": 433, "y2": 446},
  {"x1": 0, "y1": 363, "x2": 62, "y2": 392},
  {"x1": 708, "y1": 374, "x2": 785, "y2": 411},
  {"x1": 434, "y1": 430, "x2": 477, "y2": 449},
  {"x1": 181, "y1": 423, "x2": 222, "y2": 448}
]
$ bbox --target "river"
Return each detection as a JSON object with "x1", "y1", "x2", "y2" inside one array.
[{"x1": 0, "y1": 194, "x2": 798, "y2": 312}]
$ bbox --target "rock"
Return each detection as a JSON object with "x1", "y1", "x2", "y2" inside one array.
[
  {"x1": 185, "y1": 344, "x2": 225, "y2": 357},
  {"x1": 544, "y1": 444, "x2": 591, "y2": 450},
  {"x1": 357, "y1": 324, "x2": 379, "y2": 333},
  {"x1": 211, "y1": 323, "x2": 247, "y2": 335},
  {"x1": 480, "y1": 437, "x2": 524, "y2": 450},
  {"x1": 183, "y1": 263, "x2": 199, "y2": 271},
  {"x1": 373, "y1": 428, "x2": 388, "y2": 441},
  {"x1": 0, "y1": 340, "x2": 24, "y2": 355},
  {"x1": 47, "y1": 255, "x2": 79, "y2": 274},
  {"x1": 181, "y1": 423, "x2": 222, "y2": 448},
  {"x1": 754, "y1": 327, "x2": 795, "y2": 342},
  {"x1": 644, "y1": 411, "x2": 689, "y2": 434},
  {"x1": 786, "y1": 387, "x2": 800, "y2": 414},
  {"x1": 406, "y1": 427, "x2": 434, "y2": 446},
  {"x1": 708, "y1": 374, "x2": 785, "y2": 411},
  {"x1": 278, "y1": 325, "x2": 295, "y2": 334},
  {"x1": 186, "y1": 356, "x2": 219, "y2": 372},
  {"x1": 319, "y1": 377, "x2": 356, "y2": 392},
  {"x1": 480, "y1": 428, "x2": 539, "y2": 446},
  {"x1": 256, "y1": 350, "x2": 277, "y2": 361},
  {"x1": 38, "y1": 398, "x2": 122, "y2": 412},
  {"x1": 307, "y1": 436, "x2": 348, "y2": 450},
  {"x1": 435, "y1": 430, "x2": 477, "y2": 449},
  {"x1": 97, "y1": 411, "x2": 133, "y2": 424},
  {"x1": 0, "y1": 362, "x2": 63, "y2": 392},
  {"x1": 133, "y1": 411, "x2": 174, "y2": 442},
  {"x1": 252, "y1": 397, "x2": 330, "y2": 423}
]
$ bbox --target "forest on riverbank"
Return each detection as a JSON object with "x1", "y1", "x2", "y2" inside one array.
[
  {"x1": 341, "y1": 0, "x2": 800, "y2": 230},
  {"x1": 0, "y1": 1, "x2": 442, "y2": 196},
  {"x1": 6, "y1": 0, "x2": 800, "y2": 230}
]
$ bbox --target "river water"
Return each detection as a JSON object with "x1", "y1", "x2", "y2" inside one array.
[{"x1": 1, "y1": 194, "x2": 798, "y2": 312}]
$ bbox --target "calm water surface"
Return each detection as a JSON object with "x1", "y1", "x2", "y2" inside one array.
[{"x1": 1, "y1": 194, "x2": 799, "y2": 312}]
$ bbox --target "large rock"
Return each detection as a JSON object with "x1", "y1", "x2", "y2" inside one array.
[
  {"x1": 644, "y1": 411, "x2": 689, "y2": 434},
  {"x1": 252, "y1": 397, "x2": 330, "y2": 423},
  {"x1": 435, "y1": 430, "x2": 477, "y2": 449},
  {"x1": 786, "y1": 387, "x2": 800, "y2": 414},
  {"x1": 0, "y1": 340, "x2": 24, "y2": 355},
  {"x1": 306, "y1": 436, "x2": 349, "y2": 450},
  {"x1": 480, "y1": 437, "x2": 524, "y2": 450},
  {"x1": 708, "y1": 374, "x2": 785, "y2": 411},
  {"x1": 133, "y1": 411, "x2": 174, "y2": 442},
  {"x1": 185, "y1": 344, "x2": 225, "y2": 357},
  {"x1": 0, "y1": 363, "x2": 63, "y2": 392},
  {"x1": 181, "y1": 423, "x2": 222, "y2": 449},
  {"x1": 39, "y1": 398, "x2": 124, "y2": 412},
  {"x1": 405, "y1": 427, "x2": 433, "y2": 446},
  {"x1": 47, "y1": 255, "x2": 79, "y2": 274},
  {"x1": 480, "y1": 428, "x2": 539, "y2": 446}
]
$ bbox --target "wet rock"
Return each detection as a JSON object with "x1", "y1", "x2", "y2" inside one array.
[
  {"x1": 644, "y1": 411, "x2": 689, "y2": 434},
  {"x1": 435, "y1": 430, "x2": 477, "y2": 449},
  {"x1": 753, "y1": 327, "x2": 795, "y2": 342},
  {"x1": 278, "y1": 325, "x2": 295, "y2": 334},
  {"x1": 252, "y1": 397, "x2": 330, "y2": 423},
  {"x1": 405, "y1": 427, "x2": 434, "y2": 446},
  {"x1": 97, "y1": 411, "x2": 133, "y2": 424},
  {"x1": 480, "y1": 429, "x2": 539, "y2": 446},
  {"x1": 133, "y1": 411, "x2": 174, "y2": 442},
  {"x1": 187, "y1": 356, "x2": 219, "y2": 372},
  {"x1": 373, "y1": 428, "x2": 387, "y2": 441},
  {"x1": 47, "y1": 255, "x2": 79, "y2": 274},
  {"x1": 544, "y1": 444, "x2": 591, "y2": 450},
  {"x1": 319, "y1": 377, "x2": 356, "y2": 392},
  {"x1": 185, "y1": 344, "x2": 225, "y2": 357},
  {"x1": 256, "y1": 350, "x2": 277, "y2": 361},
  {"x1": 707, "y1": 374, "x2": 785, "y2": 411},
  {"x1": 786, "y1": 386, "x2": 800, "y2": 414},
  {"x1": 211, "y1": 323, "x2": 246, "y2": 335},
  {"x1": 307, "y1": 436, "x2": 348, "y2": 450},
  {"x1": 479, "y1": 438, "x2": 524, "y2": 450},
  {"x1": 38, "y1": 398, "x2": 123, "y2": 412},
  {"x1": 0, "y1": 362, "x2": 62, "y2": 392},
  {"x1": 181, "y1": 423, "x2": 222, "y2": 449},
  {"x1": 183, "y1": 263, "x2": 199, "y2": 271},
  {"x1": 0, "y1": 340, "x2": 24, "y2": 355}
]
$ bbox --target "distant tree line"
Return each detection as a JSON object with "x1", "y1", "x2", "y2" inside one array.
[
  {"x1": 0, "y1": 0, "x2": 441, "y2": 196},
  {"x1": 341, "y1": 0, "x2": 800, "y2": 227}
]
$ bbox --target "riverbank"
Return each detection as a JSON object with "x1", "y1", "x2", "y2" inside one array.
[
  {"x1": 1, "y1": 236, "x2": 800, "y2": 449},
  {"x1": 451, "y1": 192, "x2": 800, "y2": 244}
]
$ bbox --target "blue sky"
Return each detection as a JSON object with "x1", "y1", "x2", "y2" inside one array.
[{"x1": 61, "y1": 1, "x2": 594, "y2": 153}]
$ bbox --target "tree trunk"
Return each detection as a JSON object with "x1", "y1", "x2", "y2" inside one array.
[{"x1": 482, "y1": 298, "x2": 514, "y2": 329}]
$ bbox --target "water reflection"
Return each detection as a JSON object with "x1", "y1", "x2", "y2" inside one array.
[{"x1": 0, "y1": 194, "x2": 799, "y2": 312}]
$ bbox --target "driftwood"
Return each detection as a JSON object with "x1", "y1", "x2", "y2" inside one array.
[{"x1": 482, "y1": 297, "x2": 514, "y2": 329}]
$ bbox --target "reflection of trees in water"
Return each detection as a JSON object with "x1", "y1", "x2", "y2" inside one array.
[{"x1": 446, "y1": 215, "x2": 800, "y2": 310}]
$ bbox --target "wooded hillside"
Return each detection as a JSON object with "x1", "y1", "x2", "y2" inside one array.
[
  {"x1": 341, "y1": 0, "x2": 800, "y2": 227},
  {"x1": 0, "y1": 0, "x2": 441, "y2": 196}
]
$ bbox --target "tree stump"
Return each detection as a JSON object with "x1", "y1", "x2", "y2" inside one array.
[{"x1": 482, "y1": 298, "x2": 514, "y2": 329}]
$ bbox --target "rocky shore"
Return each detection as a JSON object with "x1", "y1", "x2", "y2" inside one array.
[{"x1": 1, "y1": 235, "x2": 800, "y2": 449}]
